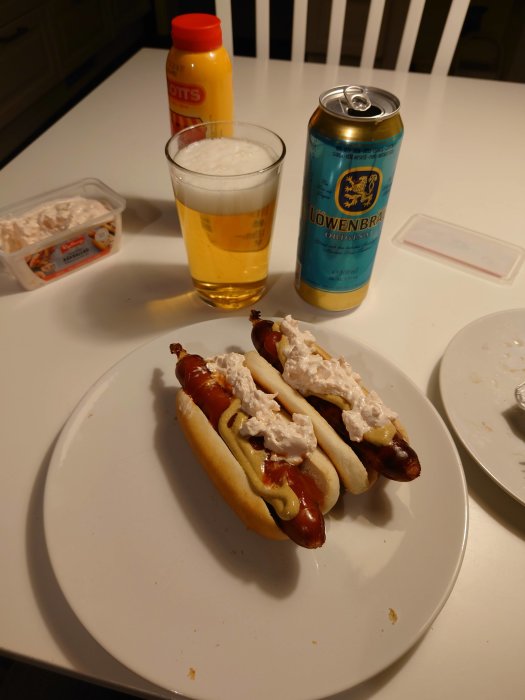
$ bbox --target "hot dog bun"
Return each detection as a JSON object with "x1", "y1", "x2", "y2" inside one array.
[
  {"x1": 244, "y1": 351, "x2": 373, "y2": 495},
  {"x1": 176, "y1": 389, "x2": 287, "y2": 540}
]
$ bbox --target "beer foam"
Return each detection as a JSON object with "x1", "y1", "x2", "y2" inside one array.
[
  {"x1": 175, "y1": 137, "x2": 274, "y2": 175},
  {"x1": 172, "y1": 137, "x2": 281, "y2": 214}
]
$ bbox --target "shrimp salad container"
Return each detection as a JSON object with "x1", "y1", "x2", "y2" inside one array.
[{"x1": 0, "y1": 178, "x2": 125, "y2": 290}]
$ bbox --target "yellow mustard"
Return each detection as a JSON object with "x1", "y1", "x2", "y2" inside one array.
[{"x1": 218, "y1": 399, "x2": 299, "y2": 520}]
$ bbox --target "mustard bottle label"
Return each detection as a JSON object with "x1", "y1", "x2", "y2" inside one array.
[{"x1": 166, "y1": 46, "x2": 233, "y2": 135}]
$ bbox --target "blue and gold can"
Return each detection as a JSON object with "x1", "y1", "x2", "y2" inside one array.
[{"x1": 295, "y1": 85, "x2": 403, "y2": 311}]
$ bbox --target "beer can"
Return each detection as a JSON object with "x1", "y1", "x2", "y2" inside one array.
[{"x1": 295, "y1": 85, "x2": 403, "y2": 311}]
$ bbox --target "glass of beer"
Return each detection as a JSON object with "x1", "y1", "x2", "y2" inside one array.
[{"x1": 165, "y1": 121, "x2": 286, "y2": 309}]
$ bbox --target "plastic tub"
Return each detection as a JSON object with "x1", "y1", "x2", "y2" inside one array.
[{"x1": 0, "y1": 178, "x2": 125, "y2": 290}]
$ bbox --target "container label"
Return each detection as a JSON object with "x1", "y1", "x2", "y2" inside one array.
[
  {"x1": 167, "y1": 76, "x2": 207, "y2": 133},
  {"x1": 169, "y1": 110, "x2": 203, "y2": 134},
  {"x1": 25, "y1": 222, "x2": 115, "y2": 282},
  {"x1": 167, "y1": 78, "x2": 206, "y2": 104},
  {"x1": 297, "y1": 130, "x2": 402, "y2": 293}
]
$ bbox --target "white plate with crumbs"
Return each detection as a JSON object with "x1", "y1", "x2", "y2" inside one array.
[
  {"x1": 440, "y1": 308, "x2": 525, "y2": 506},
  {"x1": 44, "y1": 318, "x2": 468, "y2": 700}
]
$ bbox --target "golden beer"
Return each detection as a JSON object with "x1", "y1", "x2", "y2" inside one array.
[
  {"x1": 175, "y1": 199, "x2": 276, "y2": 308},
  {"x1": 166, "y1": 122, "x2": 285, "y2": 309}
]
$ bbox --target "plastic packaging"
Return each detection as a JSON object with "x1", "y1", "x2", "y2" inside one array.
[
  {"x1": 393, "y1": 213, "x2": 524, "y2": 284},
  {"x1": 0, "y1": 178, "x2": 125, "y2": 290},
  {"x1": 166, "y1": 13, "x2": 233, "y2": 135}
]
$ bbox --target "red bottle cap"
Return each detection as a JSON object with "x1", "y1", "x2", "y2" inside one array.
[{"x1": 171, "y1": 13, "x2": 223, "y2": 52}]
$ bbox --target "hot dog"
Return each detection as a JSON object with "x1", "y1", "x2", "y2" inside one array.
[
  {"x1": 170, "y1": 343, "x2": 341, "y2": 548},
  {"x1": 247, "y1": 311, "x2": 421, "y2": 493}
]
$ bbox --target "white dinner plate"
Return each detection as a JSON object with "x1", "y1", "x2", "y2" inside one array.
[
  {"x1": 440, "y1": 308, "x2": 525, "y2": 506},
  {"x1": 44, "y1": 318, "x2": 467, "y2": 700}
]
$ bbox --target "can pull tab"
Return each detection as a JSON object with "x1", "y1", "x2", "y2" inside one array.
[{"x1": 344, "y1": 85, "x2": 372, "y2": 112}]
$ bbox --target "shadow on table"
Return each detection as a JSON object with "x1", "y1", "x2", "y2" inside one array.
[
  {"x1": 54, "y1": 260, "x2": 228, "y2": 341},
  {"x1": 427, "y1": 359, "x2": 525, "y2": 540},
  {"x1": 54, "y1": 267, "x2": 308, "y2": 343},
  {"x1": 121, "y1": 197, "x2": 181, "y2": 237},
  {"x1": 502, "y1": 404, "x2": 525, "y2": 441}
]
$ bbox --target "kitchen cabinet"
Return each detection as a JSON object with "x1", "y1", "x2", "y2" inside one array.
[{"x1": 0, "y1": 0, "x2": 152, "y2": 167}]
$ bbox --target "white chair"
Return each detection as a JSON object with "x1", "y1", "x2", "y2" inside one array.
[{"x1": 214, "y1": 0, "x2": 472, "y2": 76}]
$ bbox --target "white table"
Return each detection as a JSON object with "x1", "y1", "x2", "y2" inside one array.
[{"x1": 1, "y1": 48, "x2": 524, "y2": 699}]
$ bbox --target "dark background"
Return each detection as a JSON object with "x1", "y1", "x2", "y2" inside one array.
[{"x1": 1, "y1": 0, "x2": 524, "y2": 168}]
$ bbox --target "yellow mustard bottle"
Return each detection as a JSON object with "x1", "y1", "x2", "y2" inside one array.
[{"x1": 166, "y1": 13, "x2": 234, "y2": 135}]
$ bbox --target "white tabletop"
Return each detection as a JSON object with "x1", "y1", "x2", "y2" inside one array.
[{"x1": 1, "y1": 48, "x2": 524, "y2": 699}]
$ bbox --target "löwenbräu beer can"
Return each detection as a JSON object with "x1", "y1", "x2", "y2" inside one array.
[{"x1": 295, "y1": 85, "x2": 403, "y2": 311}]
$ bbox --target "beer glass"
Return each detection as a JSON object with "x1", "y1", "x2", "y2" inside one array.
[{"x1": 166, "y1": 121, "x2": 286, "y2": 309}]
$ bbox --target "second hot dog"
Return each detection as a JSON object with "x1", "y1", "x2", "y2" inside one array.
[{"x1": 247, "y1": 311, "x2": 421, "y2": 492}]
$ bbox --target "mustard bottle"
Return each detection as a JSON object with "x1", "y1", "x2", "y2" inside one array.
[{"x1": 166, "y1": 13, "x2": 234, "y2": 135}]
